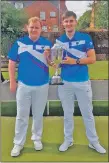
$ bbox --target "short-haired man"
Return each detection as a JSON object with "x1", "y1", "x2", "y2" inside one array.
[
  {"x1": 8, "y1": 17, "x2": 52, "y2": 157},
  {"x1": 56, "y1": 11, "x2": 106, "y2": 154}
]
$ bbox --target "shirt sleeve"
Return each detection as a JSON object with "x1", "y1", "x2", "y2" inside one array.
[
  {"x1": 85, "y1": 34, "x2": 94, "y2": 52},
  {"x1": 8, "y1": 41, "x2": 19, "y2": 62}
]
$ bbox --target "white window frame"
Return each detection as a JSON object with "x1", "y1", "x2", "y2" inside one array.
[
  {"x1": 52, "y1": 25, "x2": 58, "y2": 32},
  {"x1": 42, "y1": 26, "x2": 47, "y2": 32},
  {"x1": 50, "y1": 11, "x2": 56, "y2": 18},
  {"x1": 15, "y1": 2, "x2": 24, "y2": 9},
  {"x1": 40, "y1": 12, "x2": 46, "y2": 20}
]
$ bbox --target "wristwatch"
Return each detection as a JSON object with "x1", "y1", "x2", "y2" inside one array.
[{"x1": 76, "y1": 59, "x2": 80, "y2": 64}]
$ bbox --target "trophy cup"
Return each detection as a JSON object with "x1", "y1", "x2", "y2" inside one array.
[{"x1": 49, "y1": 44, "x2": 64, "y2": 85}]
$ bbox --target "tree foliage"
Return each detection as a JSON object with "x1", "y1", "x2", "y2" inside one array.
[
  {"x1": 76, "y1": 10, "x2": 91, "y2": 30},
  {"x1": 77, "y1": 1, "x2": 108, "y2": 30},
  {"x1": 1, "y1": 2, "x2": 28, "y2": 56},
  {"x1": 1, "y1": 2, "x2": 28, "y2": 35},
  {"x1": 94, "y1": 1, "x2": 108, "y2": 29}
]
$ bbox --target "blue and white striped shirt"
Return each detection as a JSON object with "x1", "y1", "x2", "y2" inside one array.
[
  {"x1": 8, "y1": 35, "x2": 52, "y2": 86},
  {"x1": 56, "y1": 31, "x2": 94, "y2": 82}
]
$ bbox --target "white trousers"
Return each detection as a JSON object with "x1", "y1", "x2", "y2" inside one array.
[
  {"x1": 58, "y1": 80, "x2": 99, "y2": 144},
  {"x1": 14, "y1": 81, "x2": 49, "y2": 146}
]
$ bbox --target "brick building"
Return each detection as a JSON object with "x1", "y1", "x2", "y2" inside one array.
[{"x1": 10, "y1": 0, "x2": 67, "y2": 32}]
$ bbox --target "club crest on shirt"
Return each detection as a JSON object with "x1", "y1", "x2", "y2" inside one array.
[
  {"x1": 36, "y1": 45, "x2": 50, "y2": 50},
  {"x1": 71, "y1": 40, "x2": 85, "y2": 46}
]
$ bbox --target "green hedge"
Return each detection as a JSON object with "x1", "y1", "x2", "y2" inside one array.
[
  {"x1": 49, "y1": 101, "x2": 108, "y2": 116},
  {"x1": 1, "y1": 101, "x2": 108, "y2": 116},
  {"x1": 1, "y1": 101, "x2": 47, "y2": 116}
]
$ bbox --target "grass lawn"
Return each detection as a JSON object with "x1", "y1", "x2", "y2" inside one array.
[
  {"x1": 1, "y1": 116, "x2": 108, "y2": 162},
  {"x1": 2, "y1": 61, "x2": 108, "y2": 80},
  {"x1": 49, "y1": 61, "x2": 108, "y2": 80},
  {"x1": 88, "y1": 61, "x2": 108, "y2": 80}
]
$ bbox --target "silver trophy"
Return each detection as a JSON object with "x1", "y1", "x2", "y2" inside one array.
[{"x1": 49, "y1": 44, "x2": 64, "y2": 85}]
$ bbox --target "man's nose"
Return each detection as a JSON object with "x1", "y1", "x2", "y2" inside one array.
[{"x1": 67, "y1": 21, "x2": 71, "y2": 25}]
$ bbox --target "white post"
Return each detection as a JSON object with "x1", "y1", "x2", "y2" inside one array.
[{"x1": 47, "y1": 101, "x2": 50, "y2": 115}]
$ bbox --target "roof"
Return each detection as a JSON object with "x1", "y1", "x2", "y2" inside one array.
[
  {"x1": 23, "y1": 0, "x2": 67, "y2": 17},
  {"x1": 23, "y1": 1, "x2": 59, "y2": 17}
]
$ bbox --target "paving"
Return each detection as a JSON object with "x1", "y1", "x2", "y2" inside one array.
[{"x1": 0, "y1": 80, "x2": 108, "y2": 101}]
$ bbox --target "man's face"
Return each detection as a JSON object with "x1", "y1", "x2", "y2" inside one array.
[
  {"x1": 27, "y1": 21, "x2": 42, "y2": 38},
  {"x1": 62, "y1": 16, "x2": 77, "y2": 33}
]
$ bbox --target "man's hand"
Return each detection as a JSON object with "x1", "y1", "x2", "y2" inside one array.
[
  {"x1": 10, "y1": 80, "x2": 17, "y2": 93},
  {"x1": 8, "y1": 60, "x2": 17, "y2": 92},
  {"x1": 62, "y1": 56, "x2": 76, "y2": 65},
  {"x1": 44, "y1": 48, "x2": 50, "y2": 59}
]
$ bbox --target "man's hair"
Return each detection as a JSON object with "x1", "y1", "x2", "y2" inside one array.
[
  {"x1": 62, "y1": 11, "x2": 77, "y2": 20},
  {"x1": 28, "y1": 17, "x2": 42, "y2": 26}
]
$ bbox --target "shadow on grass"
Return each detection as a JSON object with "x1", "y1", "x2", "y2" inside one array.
[
  {"x1": 2, "y1": 142, "x2": 108, "y2": 162},
  {"x1": 22, "y1": 142, "x2": 108, "y2": 157}
]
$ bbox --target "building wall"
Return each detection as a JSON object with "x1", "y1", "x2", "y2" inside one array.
[
  {"x1": 9, "y1": 0, "x2": 67, "y2": 32},
  {"x1": 23, "y1": 0, "x2": 67, "y2": 32}
]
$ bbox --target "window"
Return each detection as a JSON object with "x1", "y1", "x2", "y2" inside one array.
[
  {"x1": 40, "y1": 12, "x2": 46, "y2": 20},
  {"x1": 50, "y1": 12, "x2": 56, "y2": 18},
  {"x1": 52, "y1": 25, "x2": 58, "y2": 32},
  {"x1": 15, "y1": 2, "x2": 23, "y2": 9},
  {"x1": 42, "y1": 26, "x2": 47, "y2": 32}
]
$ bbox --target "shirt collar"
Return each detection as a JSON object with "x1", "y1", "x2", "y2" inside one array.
[
  {"x1": 65, "y1": 31, "x2": 78, "y2": 41},
  {"x1": 27, "y1": 35, "x2": 41, "y2": 44}
]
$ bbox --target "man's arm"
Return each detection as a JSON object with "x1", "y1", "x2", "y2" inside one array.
[
  {"x1": 8, "y1": 60, "x2": 17, "y2": 92},
  {"x1": 62, "y1": 49, "x2": 96, "y2": 65},
  {"x1": 77, "y1": 49, "x2": 96, "y2": 64}
]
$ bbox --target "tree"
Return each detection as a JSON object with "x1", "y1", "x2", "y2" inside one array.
[
  {"x1": 77, "y1": 1, "x2": 108, "y2": 30},
  {"x1": 94, "y1": 1, "x2": 108, "y2": 29},
  {"x1": 76, "y1": 10, "x2": 91, "y2": 30},
  {"x1": 1, "y1": 2, "x2": 28, "y2": 56}
]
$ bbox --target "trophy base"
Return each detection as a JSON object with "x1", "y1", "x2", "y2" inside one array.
[{"x1": 49, "y1": 75, "x2": 64, "y2": 85}]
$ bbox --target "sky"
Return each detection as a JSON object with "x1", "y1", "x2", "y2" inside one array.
[{"x1": 65, "y1": 1, "x2": 93, "y2": 19}]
